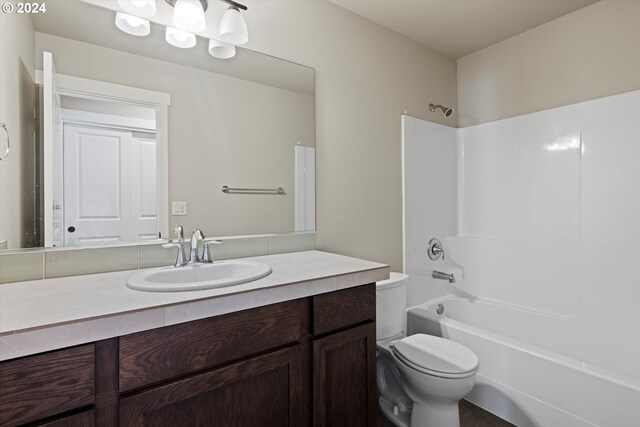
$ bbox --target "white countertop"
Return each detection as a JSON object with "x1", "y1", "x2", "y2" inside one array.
[{"x1": 0, "y1": 251, "x2": 389, "y2": 361}]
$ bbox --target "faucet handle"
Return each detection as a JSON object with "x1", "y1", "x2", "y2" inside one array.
[
  {"x1": 201, "y1": 240, "x2": 222, "y2": 263},
  {"x1": 427, "y1": 238, "x2": 445, "y2": 261},
  {"x1": 173, "y1": 224, "x2": 184, "y2": 242},
  {"x1": 162, "y1": 242, "x2": 188, "y2": 267}
]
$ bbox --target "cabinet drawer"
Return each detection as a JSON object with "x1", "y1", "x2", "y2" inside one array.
[
  {"x1": 0, "y1": 345, "x2": 95, "y2": 426},
  {"x1": 313, "y1": 284, "x2": 375, "y2": 335},
  {"x1": 120, "y1": 346, "x2": 301, "y2": 427},
  {"x1": 120, "y1": 299, "x2": 308, "y2": 392}
]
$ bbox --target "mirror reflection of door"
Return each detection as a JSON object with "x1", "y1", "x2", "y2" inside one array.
[
  {"x1": 62, "y1": 124, "x2": 156, "y2": 245},
  {"x1": 55, "y1": 93, "x2": 158, "y2": 246},
  {"x1": 38, "y1": 55, "x2": 168, "y2": 248}
]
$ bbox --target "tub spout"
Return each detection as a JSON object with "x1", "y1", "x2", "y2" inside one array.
[{"x1": 432, "y1": 270, "x2": 456, "y2": 283}]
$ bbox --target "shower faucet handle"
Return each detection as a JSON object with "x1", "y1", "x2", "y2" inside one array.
[{"x1": 427, "y1": 238, "x2": 445, "y2": 261}]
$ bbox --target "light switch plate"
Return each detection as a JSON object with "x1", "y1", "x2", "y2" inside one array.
[{"x1": 172, "y1": 201, "x2": 187, "y2": 216}]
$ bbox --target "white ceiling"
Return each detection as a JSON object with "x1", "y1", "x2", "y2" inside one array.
[{"x1": 330, "y1": 0, "x2": 598, "y2": 58}]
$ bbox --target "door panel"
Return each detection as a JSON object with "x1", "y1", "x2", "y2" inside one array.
[
  {"x1": 64, "y1": 124, "x2": 132, "y2": 245},
  {"x1": 77, "y1": 131, "x2": 122, "y2": 218},
  {"x1": 63, "y1": 124, "x2": 157, "y2": 245},
  {"x1": 132, "y1": 136, "x2": 157, "y2": 240}
]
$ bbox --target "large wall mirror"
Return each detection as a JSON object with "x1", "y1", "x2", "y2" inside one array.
[{"x1": 0, "y1": 0, "x2": 315, "y2": 251}]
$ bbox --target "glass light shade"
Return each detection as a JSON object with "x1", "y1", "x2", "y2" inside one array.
[
  {"x1": 208, "y1": 39, "x2": 236, "y2": 59},
  {"x1": 115, "y1": 12, "x2": 150, "y2": 36},
  {"x1": 165, "y1": 26, "x2": 196, "y2": 48},
  {"x1": 117, "y1": 0, "x2": 156, "y2": 18},
  {"x1": 173, "y1": 0, "x2": 206, "y2": 32},
  {"x1": 219, "y1": 6, "x2": 248, "y2": 45}
]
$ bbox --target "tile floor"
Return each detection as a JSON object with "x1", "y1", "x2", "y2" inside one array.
[{"x1": 377, "y1": 399, "x2": 515, "y2": 427}]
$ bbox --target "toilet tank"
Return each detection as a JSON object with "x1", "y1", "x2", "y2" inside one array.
[{"x1": 376, "y1": 272, "x2": 409, "y2": 340}]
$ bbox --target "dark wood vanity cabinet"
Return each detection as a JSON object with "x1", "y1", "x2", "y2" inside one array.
[{"x1": 0, "y1": 284, "x2": 376, "y2": 427}]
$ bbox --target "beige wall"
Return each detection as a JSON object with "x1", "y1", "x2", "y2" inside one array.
[
  {"x1": 35, "y1": 32, "x2": 314, "y2": 238},
  {"x1": 3, "y1": 1, "x2": 457, "y2": 270},
  {"x1": 242, "y1": 1, "x2": 457, "y2": 270},
  {"x1": 457, "y1": 0, "x2": 640, "y2": 126},
  {"x1": 0, "y1": 12, "x2": 35, "y2": 249}
]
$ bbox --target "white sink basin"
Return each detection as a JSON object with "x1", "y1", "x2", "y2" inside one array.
[{"x1": 126, "y1": 260, "x2": 272, "y2": 292}]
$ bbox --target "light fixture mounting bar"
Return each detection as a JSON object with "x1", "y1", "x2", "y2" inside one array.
[
  {"x1": 164, "y1": 0, "x2": 209, "y2": 13},
  {"x1": 220, "y1": 0, "x2": 248, "y2": 11}
]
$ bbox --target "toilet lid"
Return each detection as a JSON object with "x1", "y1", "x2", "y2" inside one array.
[{"x1": 391, "y1": 334, "x2": 478, "y2": 375}]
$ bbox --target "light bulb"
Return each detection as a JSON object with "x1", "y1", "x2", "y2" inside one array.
[
  {"x1": 117, "y1": 0, "x2": 156, "y2": 18},
  {"x1": 208, "y1": 39, "x2": 236, "y2": 59},
  {"x1": 219, "y1": 6, "x2": 248, "y2": 45},
  {"x1": 173, "y1": 0, "x2": 206, "y2": 33},
  {"x1": 165, "y1": 26, "x2": 196, "y2": 48},
  {"x1": 115, "y1": 12, "x2": 150, "y2": 37}
]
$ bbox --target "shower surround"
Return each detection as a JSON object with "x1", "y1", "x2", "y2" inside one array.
[{"x1": 402, "y1": 89, "x2": 640, "y2": 426}]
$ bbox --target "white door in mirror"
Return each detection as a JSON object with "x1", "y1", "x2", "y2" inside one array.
[
  {"x1": 126, "y1": 260, "x2": 272, "y2": 292},
  {"x1": 63, "y1": 124, "x2": 157, "y2": 245}
]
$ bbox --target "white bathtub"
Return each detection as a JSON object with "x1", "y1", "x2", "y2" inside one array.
[{"x1": 407, "y1": 296, "x2": 640, "y2": 427}]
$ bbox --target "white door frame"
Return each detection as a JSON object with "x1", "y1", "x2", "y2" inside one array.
[
  {"x1": 36, "y1": 71, "x2": 171, "y2": 241},
  {"x1": 60, "y1": 108, "x2": 156, "y2": 132},
  {"x1": 42, "y1": 52, "x2": 63, "y2": 247}
]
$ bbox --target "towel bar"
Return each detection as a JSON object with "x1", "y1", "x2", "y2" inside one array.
[{"x1": 221, "y1": 185, "x2": 285, "y2": 195}]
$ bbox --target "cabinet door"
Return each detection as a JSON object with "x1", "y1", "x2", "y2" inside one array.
[
  {"x1": 120, "y1": 346, "x2": 303, "y2": 427},
  {"x1": 313, "y1": 323, "x2": 376, "y2": 427}
]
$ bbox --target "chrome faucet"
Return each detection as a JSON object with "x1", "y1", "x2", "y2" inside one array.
[
  {"x1": 189, "y1": 229, "x2": 205, "y2": 265},
  {"x1": 432, "y1": 270, "x2": 456, "y2": 284},
  {"x1": 163, "y1": 228, "x2": 222, "y2": 267}
]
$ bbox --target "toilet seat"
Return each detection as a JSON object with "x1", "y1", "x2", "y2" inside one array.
[{"x1": 391, "y1": 334, "x2": 479, "y2": 379}]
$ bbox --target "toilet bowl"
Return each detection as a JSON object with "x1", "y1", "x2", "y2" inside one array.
[{"x1": 376, "y1": 273, "x2": 479, "y2": 427}]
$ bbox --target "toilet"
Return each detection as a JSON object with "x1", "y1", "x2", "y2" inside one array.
[{"x1": 376, "y1": 273, "x2": 479, "y2": 427}]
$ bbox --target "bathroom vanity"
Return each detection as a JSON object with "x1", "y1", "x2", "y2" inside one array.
[{"x1": 0, "y1": 251, "x2": 388, "y2": 427}]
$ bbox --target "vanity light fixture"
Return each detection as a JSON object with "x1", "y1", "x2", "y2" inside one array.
[
  {"x1": 115, "y1": 12, "x2": 151, "y2": 37},
  {"x1": 166, "y1": 26, "x2": 197, "y2": 48},
  {"x1": 219, "y1": 1, "x2": 248, "y2": 45},
  {"x1": 117, "y1": 0, "x2": 156, "y2": 18},
  {"x1": 208, "y1": 39, "x2": 236, "y2": 59},
  {"x1": 115, "y1": 0, "x2": 249, "y2": 57}
]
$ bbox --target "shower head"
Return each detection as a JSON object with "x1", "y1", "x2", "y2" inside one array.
[{"x1": 429, "y1": 103, "x2": 454, "y2": 118}]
